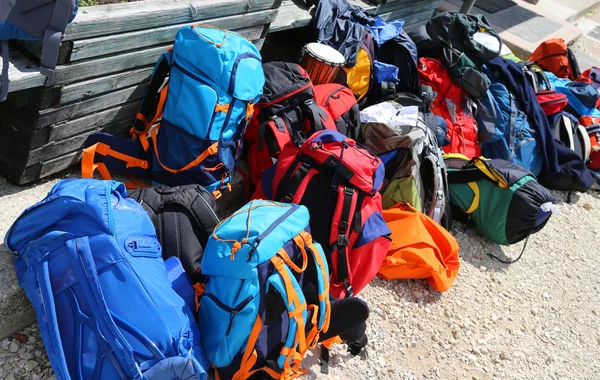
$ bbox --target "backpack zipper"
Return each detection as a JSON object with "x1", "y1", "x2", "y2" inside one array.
[
  {"x1": 248, "y1": 205, "x2": 299, "y2": 260},
  {"x1": 202, "y1": 293, "x2": 254, "y2": 335},
  {"x1": 324, "y1": 86, "x2": 346, "y2": 107},
  {"x1": 194, "y1": 193, "x2": 220, "y2": 224}
]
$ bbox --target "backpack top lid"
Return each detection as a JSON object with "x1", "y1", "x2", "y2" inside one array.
[
  {"x1": 173, "y1": 26, "x2": 264, "y2": 101},
  {"x1": 5, "y1": 179, "x2": 146, "y2": 255},
  {"x1": 201, "y1": 200, "x2": 310, "y2": 279}
]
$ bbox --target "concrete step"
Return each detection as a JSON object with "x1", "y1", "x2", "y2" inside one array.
[
  {"x1": 542, "y1": 0, "x2": 600, "y2": 22},
  {"x1": 0, "y1": 167, "x2": 247, "y2": 340}
]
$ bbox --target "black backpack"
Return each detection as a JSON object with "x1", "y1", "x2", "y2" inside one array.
[{"x1": 128, "y1": 185, "x2": 219, "y2": 282}]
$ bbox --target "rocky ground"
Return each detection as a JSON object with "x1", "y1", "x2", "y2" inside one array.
[{"x1": 1, "y1": 172, "x2": 600, "y2": 379}]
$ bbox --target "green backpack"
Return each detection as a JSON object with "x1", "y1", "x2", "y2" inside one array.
[{"x1": 445, "y1": 155, "x2": 555, "y2": 255}]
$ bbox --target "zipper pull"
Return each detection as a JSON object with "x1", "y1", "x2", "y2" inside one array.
[{"x1": 226, "y1": 310, "x2": 238, "y2": 335}]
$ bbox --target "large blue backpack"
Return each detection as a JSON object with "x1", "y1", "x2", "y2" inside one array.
[
  {"x1": 198, "y1": 200, "x2": 331, "y2": 379},
  {"x1": 0, "y1": 0, "x2": 78, "y2": 101},
  {"x1": 83, "y1": 26, "x2": 265, "y2": 197},
  {"x1": 476, "y1": 82, "x2": 543, "y2": 176},
  {"x1": 5, "y1": 179, "x2": 209, "y2": 380}
]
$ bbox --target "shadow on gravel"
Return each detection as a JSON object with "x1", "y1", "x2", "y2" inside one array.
[{"x1": 451, "y1": 223, "x2": 512, "y2": 273}]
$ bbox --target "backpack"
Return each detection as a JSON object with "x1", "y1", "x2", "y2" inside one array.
[
  {"x1": 378, "y1": 202, "x2": 460, "y2": 292},
  {"x1": 83, "y1": 26, "x2": 265, "y2": 197},
  {"x1": 0, "y1": 0, "x2": 78, "y2": 101},
  {"x1": 522, "y1": 63, "x2": 569, "y2": 117},
  {"x1": 529, "y1": 38, "x2": 581, "y2": 81},
  {"x1": 255, "y1": 130, "x2": 391, "y2": 298},
  {"x1": 445, "y1": 155, "x2": 556, "y2": 251},
  {"x1": 476, "y1": 82, "x2": 543, "y2": 176},
  {"x1": 360, "y1": 93, "x2": 451, "y2": 229},
  {"x1": 334, "y1": 30, "x2": 376, "y2": 104},
  {"x1": 377, "y1": 29, "x2": 419, "y2": 94},
  {"x1": 418, "y1": 58, "x2": 481, "y2": 158},
  {"x1": 546, "y1": 72, "x2": 600, "y2": 119},
  {"x1": 244, "y1": 62, "x2": 336, "y2": 186},
  {"x1": 5, "y1": 179, "x2": 209, "y2": 380},
  {"x1": 128, "y1": 185, "x2": 220, "y2": 283},
  {"x1": 523, "y1": 62, "x2": 552, "y2": 93},
  {"x1": 579, "y1": 115, "x2": 600, "y2": 170},
  {"x1": 549, "y1": 112, "x2": 591, "y2": 163},
  {"x1": 198, "y1": 200, "x2": 331, "y2": 379},
  {"x1": 314, "y1": 83, "x2": 361, "y2": 141}
]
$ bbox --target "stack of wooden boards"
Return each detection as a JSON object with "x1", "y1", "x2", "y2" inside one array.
[
  {"x1": 0, "y1": 0, "x2": 279, "y2": 184},
  {"x1": 0, "y1": 0, "x2": 440, "y2": 185}
]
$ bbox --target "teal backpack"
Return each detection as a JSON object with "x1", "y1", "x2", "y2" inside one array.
[
  {"x1": 197, "y1": 200, "x2": 331, "y2": 379},
  {"x1": 83, "y1": 26, "x2": 265, "y2": 196}
]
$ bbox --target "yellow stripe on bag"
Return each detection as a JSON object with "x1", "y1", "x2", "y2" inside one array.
[{"x1": 465, "y1": 182, "x2": 480, "y2": 214}]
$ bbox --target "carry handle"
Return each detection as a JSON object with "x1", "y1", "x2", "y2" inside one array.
[
  {"x1": 191, "y1": 25, "x2": 228, "y2": 47},
  {"x1": 151, "y1": 126, "x2": 218, "y2": 173}
]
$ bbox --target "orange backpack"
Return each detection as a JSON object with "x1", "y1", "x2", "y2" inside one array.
[
  {"x1": 580, "y1": 116, "x2": 600, "y2": 170},
  {"x1": 378, "y1": 203, "x2": 460, "y2": 292},
  {"x1": 529, "y1": 38, "x2": 581, "y2": 80}
]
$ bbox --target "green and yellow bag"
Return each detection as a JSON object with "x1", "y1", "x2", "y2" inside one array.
[
  {"x1": 444, "y1": 154, "x2": 555, "y2": 249},
  {"x1": 335, "y1": 30, "x2": 375, "y2": 104}
]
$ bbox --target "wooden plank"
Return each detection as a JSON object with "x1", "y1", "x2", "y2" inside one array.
[
  {"x1": 70, "y1": 11, "x2": 276, "y2": 62},
  {"x1": 39, "y1": 151, "x2": 81, "y2": 179},
  {"x1": 374, "y1": 0, "x2": 439, "y2": 15},
  {"x1": 49, "y1": 101, "x2": 140, "y2": 142},
  {"x1": 378, "y1": 7, "x2": 438, "y2": 25},
  {"x1": 65, "y1": 0, "x2": 277, "y2": 41},
  {"x1": 60, "y1": 67, "x2": 153, "y2": 105},
  {"x1": 0, "y1": 50, "x2": 46, "y2": 94},
  {"x1": 16, "y1": 40, "x2": 72, "y2": 66},
  {"x1": 50, "y1": 44, "x2": 171, "y2": 86},
  {"x1": 27, "y1": 118, "x2": 132, "y2": 166},
  {"x1": 254, "y1": 38, "x2": 266, "y2": 50},
  {"x1": 29, "y1": 83, "x2": 146, "y2": 128}
]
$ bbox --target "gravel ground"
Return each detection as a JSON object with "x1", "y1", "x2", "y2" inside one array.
[{"x1": 1, "y1": 181, "x2": 600, "y2": 379}]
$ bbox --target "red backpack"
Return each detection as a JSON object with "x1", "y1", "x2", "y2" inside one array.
[
  {"x1": 244, "y1": 62, "x2": 336, "y2": 187},
  {"x1": 580, "y1": 115, "x2": 600, "y2": 170},
  {"x1": 314, "y1": 84, "x2": 361, "y2": 141},
  {"x1": 418, "y1": 58, "x2": 481, "y2": 158},
  {"x1": 253, "y1": 130, "x2": 391, "y2": 299},
  {"x1": 577, "y1": 67, "x2": 600, "y2": 109}
]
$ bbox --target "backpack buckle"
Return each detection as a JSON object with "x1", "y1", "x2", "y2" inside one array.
[
  {"x1": 343, "y1": 280, "x2": 354, "y2": 297},
  {"x1": 337, "y1": 234, "x2": 349, "y2": 246}
]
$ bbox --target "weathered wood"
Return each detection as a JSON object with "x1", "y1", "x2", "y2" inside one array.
[
  {"x1": 65, "y1": 0, "x2": 278, "y2": 41},
  {"x1": 15, "y1": 83, "x2": 146, "y2": 129},
  {"x1": 27, "y1": 119, "x2": 132, "y2": 166},
  {"x1": 16, "y1": 40, "x2": 73, "y2": 67},
  {"x1": 254, "y1": 38, "x2": 266, "y2": 50},
  {"x1": 378, "y1": 7, "x2": 438, "y2": 25},
  {"x1": 49, "y1": 101, "x2": 140, "y2": 142},
  {"x1": 39, "y1": 151, "x2": 81, "y2": 180},
  {"x1": 60, "y1": 67, "x2": 153, "y2": 105},
  {"x1": 70, "y1": 11, "x2": 276, "y2": 62},
  {"x1": 375, "y1": 0, "x2": 440, "y2": 15},
  {"x1": 0, "y1": 50, "x2": 46, "y2": 94},
  {"x1": 50, "y1": 44, "x2": 172, "y2": 86}
]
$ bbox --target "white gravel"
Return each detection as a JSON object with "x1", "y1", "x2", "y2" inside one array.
[{"x1": 3, "y1": 188, "x2": 600, "y2": 379}]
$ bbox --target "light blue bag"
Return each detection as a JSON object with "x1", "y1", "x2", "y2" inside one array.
[
  {"x1": 476, "y1": 82, "x2": 543, "y2": 176},
  {"x1": 5, "y1": 179, "x2": 209, "y2": 380}
]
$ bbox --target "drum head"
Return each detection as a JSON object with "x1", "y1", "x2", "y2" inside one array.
[{"x1": 305, "y1": 43, "x2": 345, "y2": 65}]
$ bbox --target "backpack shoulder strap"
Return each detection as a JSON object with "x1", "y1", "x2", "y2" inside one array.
[
  {"x1": 39, "y1": 0, "x2": 74, "y2": 79},
  {"x1": 132, "y1": 52, "x2": 172, "y2": 143},
  {"x1": 507, "y1": 93, "x2": 518, "y2": 152},
  {"x1": 1, "y1": 41, "x2": 9, "y2": 102}
]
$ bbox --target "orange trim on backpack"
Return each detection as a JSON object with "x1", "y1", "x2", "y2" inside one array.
[
  {"x1": 215, "y1": 103, "x2": 230, "y2": 113},
  {"x1": 81, "y1": 143, "x2": 149, "y2": 188},
  {"x1": 133, "y1": 84, "x2": 169, "y2": 139},
  {"x1": 299, "y1": 231, "x2": 331, "y2": 333},
  {"x1": 151, "y1": 127, "x2": 218, "y2": 173},
  {"x1": 193, "y1": 283, "x2": 205, "y2": 312},
  {"x1": 246, "y1": 102, "x2": 255, "y2": 121},
  {"x1": 321, "y1": 336, "x2": 342, "y2": 349}
]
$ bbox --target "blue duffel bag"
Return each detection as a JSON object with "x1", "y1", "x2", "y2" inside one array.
[{"x1": 5, "y1": 179, "x2": 209, "y2": 380}]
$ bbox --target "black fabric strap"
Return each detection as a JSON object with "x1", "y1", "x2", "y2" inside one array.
[
  {"x1": 1, "y1": 41, "x2": 9, "y2": 102},
  {"x1": 337, "y1": 187, "x2": 355, "y2": 297},
  {"x1": 447, "y1": 168, "x2": 489, "y2": 184},
  {"x1": 276, "y1": 161, "x2": 312, "y2": 203},
  {"x1": 133, "y1": 55, "x2": 170, "y2": 133},
  {"x1": 508, "y1": 93, "x2": 518, "y2": 152},
  {"x1": 304, "y1": 101, "x2": 327, "y2": 133}
]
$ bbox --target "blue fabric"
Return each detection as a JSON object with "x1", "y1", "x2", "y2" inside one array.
[
  {"x1": 374, "y1": 61, "x2": 399, "y2": 85},
  {"x1": 484, "y1": 58, "x2": 595, "y2": 191},
  {"x1": 199, "y1": 201, "x2": 330, "y2": 371},
  {"x1": 5, "y1": 179, "x2": 208, "y2": 380},
  {"x1": 547, "y1": 72, "x2": 600, "y2": 118},
  {"x1": 478, "y1": 82, "x2": 543, "y2": 176},
  {"x1": 367, "y1": 17, "x2": 405, "y2": 86},
  {"x1": 0, "y1": 1, "x2": 78, "y2": 40}
]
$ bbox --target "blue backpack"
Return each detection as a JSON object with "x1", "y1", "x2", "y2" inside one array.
[
  {"x1": 198, "y1": 200, "x2": 331, "y2": 379},
  {"x1": 547, "y1": 71, "x2": 600, "y2": 118},
  {"x1": 476, "y1": 82, "x2": 543, "y2": 176},
  {"x1": 0, "y1": 0, "x2": 78, "y2": 101},
  {"x1": 83, "y1": 26, "x2": 265, "y2": 197},
  {"x1": 5, "y1": 179, "x2": 209, "y2": 380}
]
